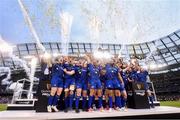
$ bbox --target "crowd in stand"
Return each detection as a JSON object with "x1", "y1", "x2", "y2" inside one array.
[
  {"x1": 157, "y1": 95, "x2": 180, "y2": 101},
  {"x1": 0, "y1": 96, "x2": 12, "y2": 104}
]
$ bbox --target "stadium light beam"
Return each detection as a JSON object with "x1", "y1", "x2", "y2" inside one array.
[
  {"x1": 53, "y1": 53, "x2": 62, "y2": 57},
  {"x1": 18, "y1": 0, "x2": 46, "y2": 53},
  {"x1": 149, "y1": 63, "x2": 157, "y2": 70},
  {"x1": 0, "y1": 43, "x2": 13, "y2": 53},
  {"x1": 103, "y1": 51, "x2": 112, "y2": 59},
  {"x1": 0, "y1": 35, "x2": 13, "y2": 54},
  {"x1": 0, "y1": 35, "x2": 30, "y2": 78},
  {"x1": 93, "y1": 50, "x2": 103, "y2": 59},
  {"x1": 93, "y1": 50, "x2": 112, "y2": 59},
  {"x1": 23, "y1": 55, "x2": 34, "y2": 59},
  {"x1": 131, "y1": 59, "x2": 136, "y2": 65},
  {"x1": 157, "y1": 63, "x2": 166, "y2": 68},
  {"x1": 89, "y1": 16, "x2": 101, "y2": 50},
  {"x1": 60, "y1": 11, "x2": 73, "y2": 55},
  {"x1": 42, "y1": 52, "x2": 51, "y2": 59},
  {"x1": 28, "y1": 57, "x2": 38, "y2": 99}
]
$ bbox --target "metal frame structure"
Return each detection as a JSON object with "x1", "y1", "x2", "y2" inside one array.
[{"x1": 10, "y1": 78, "x2": 38, "y2": 107}]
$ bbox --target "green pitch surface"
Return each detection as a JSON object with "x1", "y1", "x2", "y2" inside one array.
[
  {"x1": 0, "y1": 104, "x2": 7, "y2": 111},
  {"x1": 160, "y1": 101, "x2": 180, "y2": 108}
]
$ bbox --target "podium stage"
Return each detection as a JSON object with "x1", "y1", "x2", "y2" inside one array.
[
  {"x1": 34, "y1": 81, "x2": 154, "y2": 112},
  {"x1": 1, "y1": 106, "x2": 180, "y2": 119}
]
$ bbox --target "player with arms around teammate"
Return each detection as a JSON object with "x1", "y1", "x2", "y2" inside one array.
[
  {"x1": 85, "y1": 54, "x2": 104, "y2": 112},
  {"x1": 47, "y1": 56, "x2": 64, "y2": 112},
  {"x1": 80, "y1": 60, "x2": 89, "y2": 111},
  {"x1": 63, "y1": 56, "x2": 76, "y2": 112},
  {"x1": 104, "y1": 59, "x2": 122, "y2": 112},
  {"x1": 117, "y1": 61, "x2": 128, "y2": 111},
  {"x1": 74, "y1": 59, "x2": 82, "y2": 113},
  {"x1": 74, "y1": 59, "x2": 88, "y2": 113}
]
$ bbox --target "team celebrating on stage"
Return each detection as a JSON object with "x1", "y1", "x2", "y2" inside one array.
[{"x1": 42, "y1": 53, "x2": 154, "y2": 113}]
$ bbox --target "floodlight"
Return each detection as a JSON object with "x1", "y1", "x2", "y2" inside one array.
[
  {"x1": 24, "y1": 55, "x2": 34, "y2": 59},
  {"x1": 149, "y1": 63, "x2": 156, "y2": 70},
  {"x1": 42, "y1": 52, "x2": 51, "y2": 59},
  {"x1": 93, "y1": 50, "x2": 103, "y2": 59},
  {"x1": 53, "y1": 53, "x2": 60, "y2": 57}
]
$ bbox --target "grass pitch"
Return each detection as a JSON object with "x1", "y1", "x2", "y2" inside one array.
[
  {"x1": 160, "y1": 101, "x2": 180, "y2": 108},
  {"x1": 0, "y1": 104, "x2": 7, "y2": 111}
]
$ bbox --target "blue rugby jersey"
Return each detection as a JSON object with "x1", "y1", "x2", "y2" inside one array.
[
  {"x1": 74, "y1": 65, "x2": 81, "y2": 81},
  {"x1": 80, "y1": 67, "x2": 88, "y2": 83},
  {"x1": 105, "y1": 64, "x2": 118, "y2": 80},
  {"x1": 128, "y1": 70, "x2": 138, "y2": 81},
  {"x1": 122, "y1": 70, "x2": 129, "y2": 84},
  {"x1": 137, "y1": 70, "x2": 148, "y2": 82},
  {"x1": 87, "y1": 63, "x2": 100, "y2": 81},
  {"x1": 63, "y1": 63, "x2": 75, "y2": 79},
  {"x1": 52, "y1": 63, "x2": 64, "y2": 78}
]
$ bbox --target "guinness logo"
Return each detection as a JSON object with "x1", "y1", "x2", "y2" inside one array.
[{"x1": 137, "y1": 84, "x2": 142, "y2": 90}]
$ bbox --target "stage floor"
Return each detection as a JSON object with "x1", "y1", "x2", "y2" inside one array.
[{"x1": 0, "y1": 106, "x2": 180, "y2": 120}]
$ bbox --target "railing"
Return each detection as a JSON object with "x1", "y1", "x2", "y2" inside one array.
[{"x1": 11, "y1": 78, "x2": 38, "y2": 105}]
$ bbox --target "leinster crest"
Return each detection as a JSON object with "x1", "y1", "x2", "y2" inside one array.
[{"x1": 137, "y1": 83, "x2": 142, "y2": 90}]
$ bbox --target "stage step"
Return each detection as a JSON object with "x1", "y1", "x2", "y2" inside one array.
[
  {"x1": 15, "y1": 98, "x2": 37, "y2": 101},
  {"x1": 7, "y1": 99, "x2": 38, "y2": 110},
  {"x1": 150, "y1": 101, "x2": 160, "y2": 106},
  {"x1": 7, "y1": 104, "x2": 34, "y2": 110},
  {"x1": 13, "y1": 99, "x2": 37, "y2": 105}
]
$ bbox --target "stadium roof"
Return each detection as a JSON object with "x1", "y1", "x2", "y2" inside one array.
[{"x1": 0, "y1": 29, "x2": 180, "y2": 73}]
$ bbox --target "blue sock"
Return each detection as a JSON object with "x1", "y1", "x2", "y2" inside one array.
[
  {"x1": 121, "y1": 97, "x2": 127, "y2": 107},
  {"x1": 116, "y1": 96, "x2": 122, "y2": 108},
  {"x1": 115, "y1": 96, "x2": 118, "y2": 107},
  {"x1": 88, "y1": 96, "x2": 93, "y2": 109},
  {"x1": 82, "y1": 97, "x2": 87, "y2": 109},
  {"x1": 109, "y1": 96, "x2": 113, "y2": 108},
  {"x1": 48, "y1": 95, "x2": 54, "y2": 106},
  {"x1": 65, "y1": 97, "x2": 69, "y2": 108},
  {"x1": 69, "y1": 94, "x2": 74, "y2": 109},
  {"x1": 52, "y1": 95, "x2": 60, "y2": 106},
  {"x1": 92, "y1": 96, "x2": 95, "y2": 104},
  {"x1": 149, "y1": 96, "x2": 154, "y2": 104},
  {"x1": 75, "y1": 96, "x2": 80, "y2": 109},
  {"x1": 98, "y1": 96, "x2": 102, "y2": 108}
]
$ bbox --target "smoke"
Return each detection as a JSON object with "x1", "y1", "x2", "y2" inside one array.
[
  {"x1": 89, "y1": 16, "x2": 101, "y2": 50},
  {"x1": 28, "y1": 57, "x2": 38, "y2": 99},
  {"x1": 18, "y1": 0, "x2": 46, "y2": 53},
  {"x1": 0, "y1": 35, "x2": 30, "y2": 78},
  {"x1": 0, "y1": 67, "x2": 11, "y2": 85},
  {"x1": 59, "y1": 11, "x2": 73, "y2": 55},
  {"x1": 29, "y1": 57, "x2": 38, "y2": 82}
]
